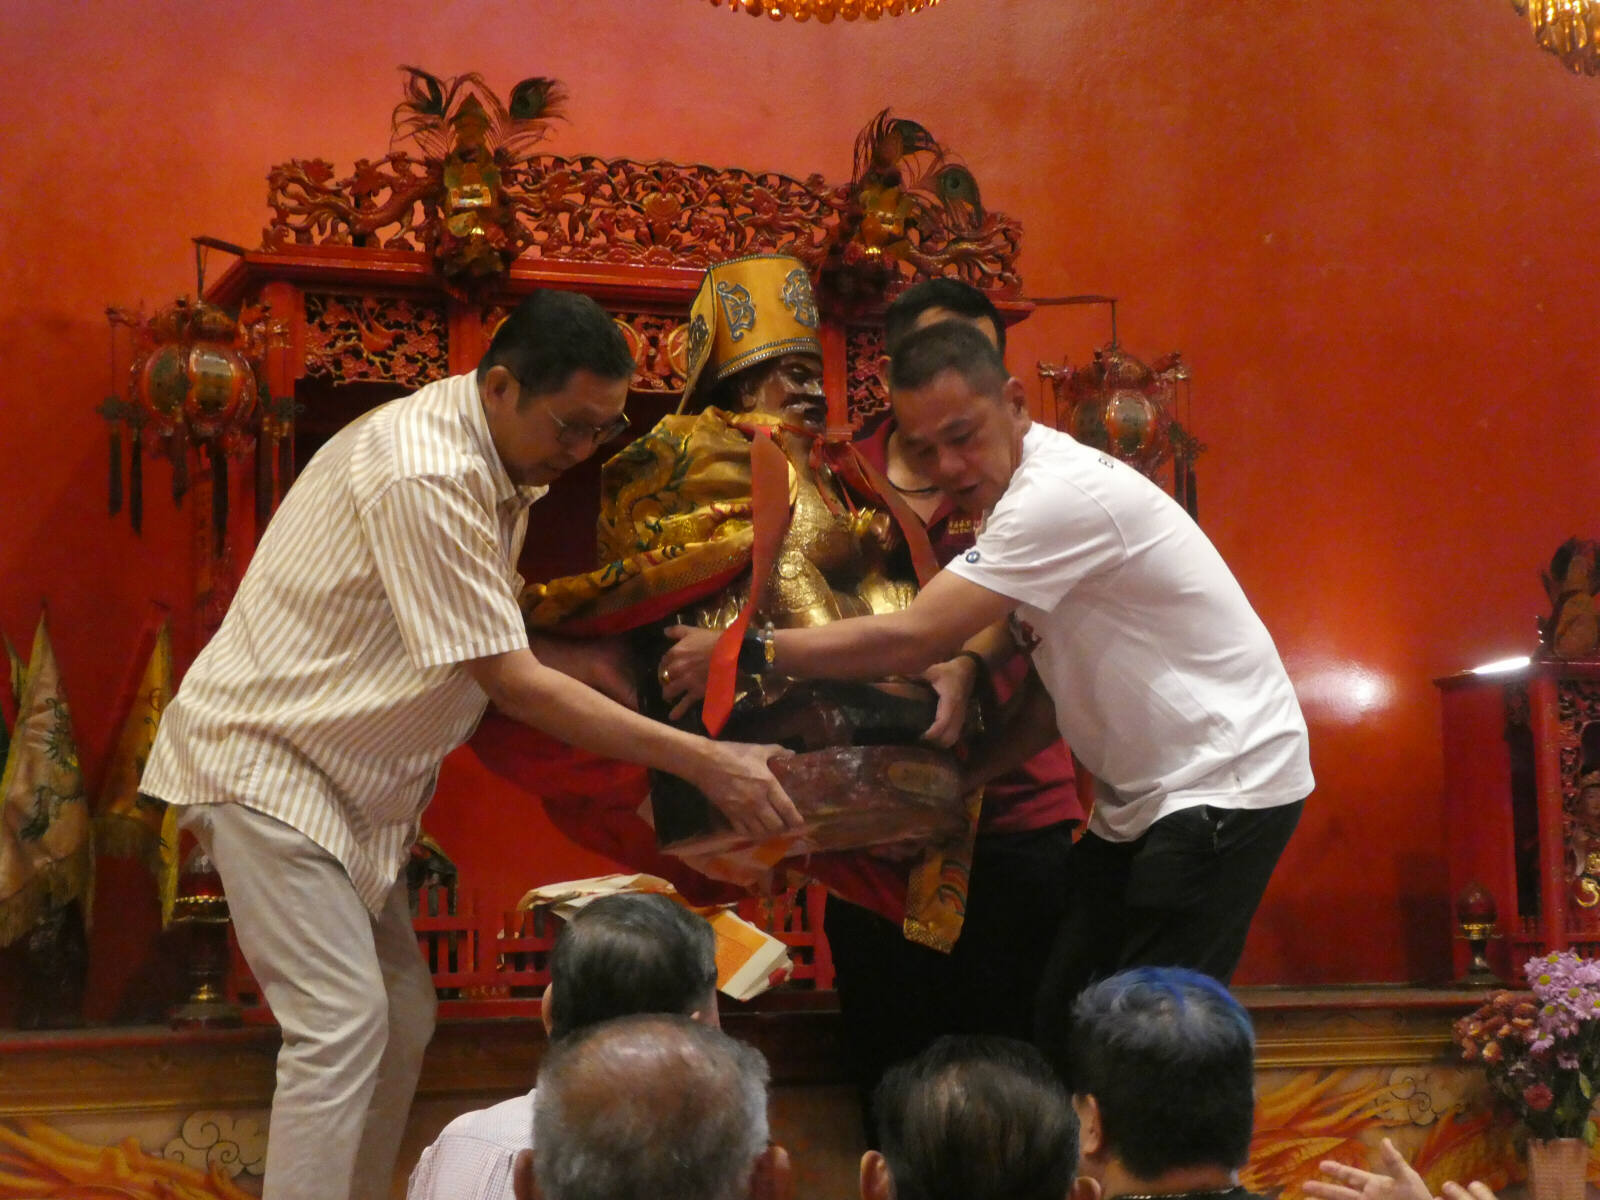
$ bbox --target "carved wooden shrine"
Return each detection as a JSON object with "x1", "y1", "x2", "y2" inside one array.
[
  {"x1": 172, "y1": 70, "x2": 1032, "y2": 1015},
  {"x1": 1437, "y1": 658, "x2": 1600, "y2": 979},
  {"x1": 194, "y1": 70, "x2": 1028, "y2": 630}
]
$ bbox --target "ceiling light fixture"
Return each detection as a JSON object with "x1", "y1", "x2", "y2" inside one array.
[{"x1": 706, "y1": 0, "x2": 941, "y2": 22}]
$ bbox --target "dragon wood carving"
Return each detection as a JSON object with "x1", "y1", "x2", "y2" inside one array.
[{"x1": 262, "y1": 69, "x2": 1022, "y2": 298}]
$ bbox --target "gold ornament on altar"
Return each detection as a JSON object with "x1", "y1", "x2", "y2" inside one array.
[
  {"x1": 391, "y1": 66, "x2": 567, "y2": 286},
  {"x1": 706, "y1": 0, "x2": 941, "y2": 21},
  {"x1": 1511, "y1": 0, "x2": 1600, "y2": 75},
  {"x1": 265, "y1": 66, "x2": 566, "y2": 293}
]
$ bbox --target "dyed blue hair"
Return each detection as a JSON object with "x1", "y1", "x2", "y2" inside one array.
[{"x1": 1066, "y1": 967, "x2": 1255, "y2": 1178}]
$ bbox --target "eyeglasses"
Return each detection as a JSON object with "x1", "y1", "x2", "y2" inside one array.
[{"x1": 544, "y1": 406, "x2": 631, "y2": 449}]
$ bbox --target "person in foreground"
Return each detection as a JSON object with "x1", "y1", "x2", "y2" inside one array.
[
  {"x1": 406, "y1": 893, "x2": 719, "y2": 1200},
  {"x1": 661, "y1": 319, "x2": 1312, "y2": 1049},
  {"x1": 1063, "y1": 967, "x2": 1260, "y2": 1200},
  {"x1": 528, "y1": 1013, "x2": 791, "y2": 1200},
  {"x1": 825, "y1": 278, "x2": 1083, "y2": 1140},
  {"x1": 140, "y1": 289, "x2": 800, "y2": 1200},
  {"x1": 862, "y1": 1034, "x2": 1079, "y2": 1200},
  {"x1": 1306, "y1": 1138, "x2": 1498, "y2": 1200}
]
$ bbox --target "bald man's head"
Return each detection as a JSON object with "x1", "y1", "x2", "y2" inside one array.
[{"x1": 532, "y1": 1014, "x2": 771, "y2": 1200}]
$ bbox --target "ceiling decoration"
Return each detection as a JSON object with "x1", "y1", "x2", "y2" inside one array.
[
  {"x1": 1512, "y1": 0, "x2": 1600, "y2": 74},
  {"x1": 706, "y1": 0, "x2": 940, "y2": 22}
]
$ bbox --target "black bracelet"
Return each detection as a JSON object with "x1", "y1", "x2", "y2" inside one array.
[
  {"x1": 737, "y1": 629, "x2": 766, "y2": 674},
  {"x1": 955, "y1": 649, "x2": 990, "y2": 690}
]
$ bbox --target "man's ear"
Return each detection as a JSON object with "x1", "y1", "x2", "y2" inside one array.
[
  {"x1": 1073, "y1": 1093, "x2": 1104, "y2": 1158},
  {"x1": 749, "y1": 1143, "x2": 794, "y2": 1200},
  {"x1": 860, "y1": 1149, "x2": 893, "y2": 1200},
  {"x1": 1002, "y1": 376, "x2": 1029, "y2": 419},
  {"x1": 482, "y1": 363, "x2": 520, "y2": 414},
  {"x1": 1070, "y1": 1174, "x2": 1104, "y2": 1200},
  {"x1": 540, "y1": 986, "x2": 555, "y2": 1035},
  {"x1": 689, "y1": 987, "x2": 723, "y2": 1030},
  {"x1": 512, "y1": 1148, "x2": 538, "y2": 1200}
]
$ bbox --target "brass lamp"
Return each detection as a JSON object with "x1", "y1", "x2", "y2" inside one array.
[
  {"x1": 1455, "y1": 880, "x2": 1503, "y2": 987},
  {"x1": 167, "y1": 842, "x2": 243, "y2": 1029}
]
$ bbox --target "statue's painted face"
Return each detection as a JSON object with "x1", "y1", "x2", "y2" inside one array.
[{"x1": 735, "y1": 353, "x2": 827, "y2": 435}]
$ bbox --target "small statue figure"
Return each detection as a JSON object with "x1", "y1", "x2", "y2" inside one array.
[
  {"x1": 436, "y1": 97, "x2": 514, "y2": 282},
  {"x1": 1541, "y1": 537, "x2": 1600, "y2": 660}
]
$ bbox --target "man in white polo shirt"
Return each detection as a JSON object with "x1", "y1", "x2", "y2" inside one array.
[
  {"x1": 661, "y1": 319, "x2": 1310, "y2": 1055},
  {"x1": 141, "y1": 289, "x2": 799, "y2": 1200}
]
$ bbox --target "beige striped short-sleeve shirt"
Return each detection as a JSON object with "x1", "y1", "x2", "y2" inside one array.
[{"x1": 141, "y1": 372, "x2": 545, "y2": 913}]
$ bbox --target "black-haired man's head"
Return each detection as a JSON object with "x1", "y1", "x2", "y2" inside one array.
[
  {"x1": 1065, "y1": 967, "x2": 1256, "y2": 1185},
  {"x1": 887, "y1": 320, "x2": 1028, "y2": 516},
  {"x1": 884, "y1": 278, "x2": 1006, "y2": 358},
  {"x1": 863, "y1": 1035, "x2": 1078, "y2": 1200},
  {"x1": 476, "y1": 289, "x2": 636, "y2": 488},
  {"x1": 544, "y1": 892, "x2": 718, "y2": 1042}
]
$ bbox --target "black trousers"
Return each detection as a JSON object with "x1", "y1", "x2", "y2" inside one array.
[
  {"x1": 1033, "y1": 800, "x2": 1304, "y2": 1069},
  {"x1": 824, "y1": 821, "x2": 1077, "y2": 1144}
]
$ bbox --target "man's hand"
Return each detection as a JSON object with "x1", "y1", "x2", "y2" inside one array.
[
  {"x1": 921, "y1": 654, "x2": 978, "y2": 748},
  {"x1": 1305, "y1": 1139, "x2": 1470, "y2": 1200},
  {"x1": 660, "y1": 625, "x2": 719, "y2": 718},
  {"x1": 686, "y1": 740, "x2": 802, "y2": 838}
]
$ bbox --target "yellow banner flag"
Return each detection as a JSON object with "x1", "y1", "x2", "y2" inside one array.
[
  {"x1": 0, "y1": 613, "x2": 92, "y2": 948},
  {"x1": 94, "y1": 619, "x2": 179, "y2": 921}
]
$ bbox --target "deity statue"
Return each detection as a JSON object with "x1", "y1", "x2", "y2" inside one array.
[{"x1": 478, "y1": 255, "x2": 975, "y2": 948}]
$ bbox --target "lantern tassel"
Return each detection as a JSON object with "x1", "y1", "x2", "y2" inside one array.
[
  {"x1": 171, "y1": 440, "x2": 189, "y2": 506},
  {"x1": 108, "y1": 425, "x2": 122, "y2": 517},
  {"x1": 210, "y1": 444, "x2": 228, "y2": 559},
  {"x1": 130, "y1": 437, "x2": 143, "y2": 534}
]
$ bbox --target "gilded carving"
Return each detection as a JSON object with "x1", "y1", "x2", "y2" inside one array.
[
  {"x1": 846, "y1": 325, "x2": 890, "y2": 428},
  {"x1": 261, "y1": 71, "x2": 1023, "y2": 296},
  {"x1": 612, "y1": 313, "x2": 692, "y2": 394},
  {"x1": 302, "y1": 294, "x2": 448, "y2": 388}
]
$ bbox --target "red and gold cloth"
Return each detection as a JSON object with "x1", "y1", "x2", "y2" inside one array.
[{"x1": 94, "y1": 618, "x2": 182, "y2": 924}]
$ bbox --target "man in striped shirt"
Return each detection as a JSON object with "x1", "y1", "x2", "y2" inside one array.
[{"x1": 140, "y1": 289, "x2": 800, "y2": 1200}]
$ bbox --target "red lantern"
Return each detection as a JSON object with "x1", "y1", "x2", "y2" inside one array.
[
  {"x1": 1050, "y1": 343, "x2": 1176, "y2": 476},
  {"x1": 1036, "y1": 299, "x2": 1200, "y2": 519},
  {"x1": 109, "y1": 298, "x2": 265, "y2": 554}
]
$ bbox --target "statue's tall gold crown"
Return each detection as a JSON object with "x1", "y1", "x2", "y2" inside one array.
[{"x1": 680, "y1": 254, "x2": 821, "y2": 410}]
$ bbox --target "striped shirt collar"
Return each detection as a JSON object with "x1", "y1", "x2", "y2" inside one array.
[{"x1": 458, "y1": 371, "x2": 547, "y2": 511}]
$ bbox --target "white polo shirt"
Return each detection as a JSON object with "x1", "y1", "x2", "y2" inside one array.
[
  {"x1": 141, "y1": 372, "x2": 544, "y2": 913},
  {"x1": 946, "y1": 423, "x2": 1311, "y2": 842}
]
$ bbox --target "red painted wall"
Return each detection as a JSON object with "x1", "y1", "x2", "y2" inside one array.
[{"x1": 1, "y1": 0, "x2": 1594, "y2": 1016}]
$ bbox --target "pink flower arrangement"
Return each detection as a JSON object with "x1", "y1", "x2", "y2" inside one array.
[{"x1": 1454, "y1": 951, "x2": 1600, "y2": 1142}]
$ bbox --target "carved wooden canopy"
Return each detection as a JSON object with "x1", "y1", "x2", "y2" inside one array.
[
  {"x1": 257, "y1": 67, "x2": 1023, "y2": 301},
  {"x1": 188, "y1": 68, "x2": 1030, "y2": 632}
]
